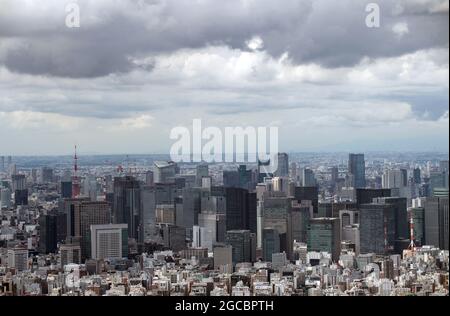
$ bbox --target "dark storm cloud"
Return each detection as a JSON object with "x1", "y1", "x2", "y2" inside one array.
[{"x1": 0, "y1": 0, "x2": 448, "y2": 78}]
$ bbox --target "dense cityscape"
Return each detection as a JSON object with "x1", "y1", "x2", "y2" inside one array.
[{"x1": 0, "y1": 151, "x2": 448, "y2": 296}]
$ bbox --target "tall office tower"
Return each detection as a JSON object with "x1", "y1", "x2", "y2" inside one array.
[
  {"x1": 424, "y1": 196, "x2": 449, "y2": 250},
  {"x1": 224, "y1": 188, "x2": 256, "y2": 234},
  {"x1": 60, "y1": 243, "x2": 81, "y2": 267},
  {"x1": 289, "y1": 203, "x2": 311, "y2": 243},
  {"x1": 182, "y1": 187, "x2": 202, "y2": 235},
  {"x1": 38, "y1": 214, "x2": 58, "y2": 254},
  {"x1": 262, "y1": 196, "x2": 292, "y2": 259},
  {"x1": 198, "y1": 213, "x2": 226, "y2": 251},
  {"x1": 294, "y1": 186, "x2": 319, "y2": 216},
  {"x1": 113, "y1": 176, "x2": 142, "y2": 243},
  {"x1": 223, "y1": 170, "x2": 240, "y2": 188},
  {"x1": 40, "y1": 167, "x2": 54, "y2": 183},
  {"x1": 196, "y1": 164, "x2": 209, "y2": 186},
  {"x1": 145, "y1": 170, "x2": 154, "y2": 187},
  {"x1": 90, "y1": 224, "x2": 128, "y2": 260},
  {"x1": 160, "y1": 224, "x2": 186, "y2": 252},
  {"x1": 7, "y1": 246, "x2": 29, "y2": 272},
  {"x1": 408, "y1": 207, "x2": 425, "y2": 246},
  {"x1": 11, "y1": 174, "x2": 26, "y2": 191},
  {"x1": 0, "y1": 188, "x2": 12, "y2": 209},
  {"x1": 275, "y1": 153, "x2": 289, "y2": 177},
  {"x1": 154, "y1": 161, "x2": 178, "y2": 184},
  {"x1": 61, "y1": 181, "x2": 73, "y2": 199},
  {"x1": 382, "y1": 169, "x2": 408, "y2": 189},
  {"x1": 429, "y1": 171, "x2": 449, "y2": 196},
  {"x1": 0, "y1": 156, "x2": 4, "y2": 171},
  {"x1": 213, "y1": 244, "x2": 233, "y2": 273},
  {"x1": 238, "y1": 165, "x2": 254, "y2": 190},
  {"x1": 272, "y1": 177, "x2": 289, "y2": 195},
  {"x1": 141, "y1": 185, "x2": 156, "y2": 243},
  {"x1": 413, "y1": 168, "x2": 421, "y2": 184},
  {"x1": 225, "y1": 230, "x2": 252, "y2": 265},
  {"x1": 348, "y1": 154, "x2": 366, "y2": 188},
  {"x1": 262, "y1": 228, "x2": 280, "y2": 262},
  {"x1": 14, "y1": 189, "x2": 28, "y2": 206},
  {"x1": 302, "y1": 169, "x2": 316, "y2": 187},
  {"x1": 356, "y1": 188, "x2": 391, "y2": 206},
  {"x1": 9, "y1": 163, "x2": 17, "y2": 176},
  {"x1": 66, "y1": 200, "x2": 111, "y2": 261},
  {"x1": 290, "y1": 162, "x2": 298, "y2": 181},
  {"x1": 359, "y1": 203, "x2": 396, "y2": 255},
  {"x1": 307, "y1": 218, "x2": 341, "y2": 262},
  {"x1": 440, "y1": 160, "x2": 449, "y2": 173},
  {"x1": 374, "y1": 197, "x2": 408, "y2": 240},
  {"x1": 331, "y1": 167, "x2": 339, "y2": 184}
]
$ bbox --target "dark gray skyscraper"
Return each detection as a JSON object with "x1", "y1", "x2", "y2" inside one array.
[
  {"x1": 113, "y1": 176, "x2": 142, "y2": 243},
  {"x1": 424, "y1": 196, "x2": 449, "y2": 250},
  {"x1": 275, "y1": 153, "x2": 289, "y2": 177},
  {"x1": 360, "y1": 203, "x2": 396, "y2": 255},
  {"x1": 225, "y1": 230, "x2": 251, "y2": 264},
  {"x1": 348, "y1": 154, "x2": 366, "y2": 188}
]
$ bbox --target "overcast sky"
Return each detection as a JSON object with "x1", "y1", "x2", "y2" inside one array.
[{"x1": 0, "y1": 0, "x2": 448, "y2": 155}]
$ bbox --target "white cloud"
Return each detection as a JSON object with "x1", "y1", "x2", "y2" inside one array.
[{"x1": 392, "y1": 22, "x2": 409, "y2": 38}]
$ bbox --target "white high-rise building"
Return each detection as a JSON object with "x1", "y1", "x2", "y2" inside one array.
[
  {"x1": 90, "y1": 224, "x2": 128, "y2": 260},
  {"x1": 8, "y1": 246, "x2": 29, "y2": 272}
]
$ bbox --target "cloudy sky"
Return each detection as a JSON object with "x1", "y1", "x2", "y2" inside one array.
[{"x1": 0, "y1": 0, "x2": 448, "y2": 155}]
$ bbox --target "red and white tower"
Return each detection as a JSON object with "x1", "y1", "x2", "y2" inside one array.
[{"x1": 72, "y1": 145, "x2": 81, "y2": 198}]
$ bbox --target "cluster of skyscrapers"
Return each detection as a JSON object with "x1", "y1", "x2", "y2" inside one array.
[{"x1": 0, "y1": 152, "x2": 448, "y2": 296}]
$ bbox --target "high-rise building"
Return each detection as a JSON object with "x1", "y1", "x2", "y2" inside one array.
[
  {"x1": 154, "y1": 161, "x2": 178, "y2": 184},
  {"x1": 0, "y1": 188, "x2": 12, "y2": 209},
  {"x1": 360, "y1": 203, "x2": 396, "y2": 255},
  {"x1": 113, "y1": 176, "x2": 142, "y2": 243},
  {"x1": 11, "y1": 174, "x2": 26, "y2": 191},
  {"x1": 348, "y1": 154, "x2": 366, "y2": 188},
  {"x1": 374, "y1": 197, "x2": 408, "y2": 240},
  {"x1": 294, "y1": 186, "x2": 319, "y2": 216},
  {"x1": 262, "y1": 228, "x2": 280, "y2": 262},
  {"x1": 61, "y1": 181, "x2": 73, "y2": 199},
  {"x1": 60, "y1": 243, "x2": 81, "y2": 267},
  {"x1": 66, "y1": 199, "x2": 111, "y2": 261},
  {"x1": 289, "y1": 204, "x2": 310, "y2": 243},
  {"x1": 213, "y1": 244, "x2": 233, "y2": 273},
  {"x1": 424, "y1": 196, "x2": 449, "y2": 250},
  {"x1": 7, "y1": 246, "x2": 28, "y2": 272},
  {"x1": 40, "y1": 167, "x2": 54, "y2": 183},
  {"x1": 14, "y1": 189, "x2": 28, "y2": 206},
  {"x1": 39, "y1": 214, "x2": 58, "y2": 254},
  {"x1": 225, "y1": 230, "x2": 252, "y2": 265},
  {"x1": 302, "y1": 169, "x2": 316, "y2": 187},
  {"x1": 356, "y1": 188, "x2": 391, "y2": 206},
  {"x1": 224, "y1": 188, "x2": 256, "y2": 233},
  {"x1": 307, "y1": 218, "x2": 341, "y2": 261},
  {"x1": 145, "y1": 170, "x2": 154, "y2": 187},
  {"x1": 413, "y1": 168, "x2": 421, "y2": 184},
  {"x1": 275, "y1": 153, "x2": 289, "y2": 177},
  {"x1": 196, "y1": 164, "x2": 209, "y2": 187},
  {"x1": 141, "y1": 185, "x2": 156, "y2": 243},
  {"x1": 90, "y1": 224, "x2": 128, "y2": 260}
]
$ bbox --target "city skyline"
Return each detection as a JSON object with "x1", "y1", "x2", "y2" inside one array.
[{"x1": 0, "y1": 0, "x2": 449, "y2": 155}]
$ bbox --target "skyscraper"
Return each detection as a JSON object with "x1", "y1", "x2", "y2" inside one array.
[
  {"x1": 262, "y1": 228, "x2": 280, "y2": 262},
  {"x1": 39, "y1": 214, "x2": 58, "y2": 254},
  {"x1": 275, "y1": 153, "x2": 289, "y2": 177},
  {"x1": 307, "y1": 218, "x2": 341, "y2": 261},
  {"x1": 113, "y1": 176, "x2": 142, "y2": 243},
  {"x1": 224, "y1": 188, "x2": 256, "y2": 234},
  {"x1": 348, "y1": 154, "x2": 366, "y2": 188},
  {"x1": 90, "y1": 224, "x2": 128, "y2": 260},
  {"x1": 424, "y1": 196, "x2": 449, "y2": 250},
  {"x1": 225, "y1": 230, "x2": 252, "y2": 265},
  {"x1": 360, "y1": 203, "x2": 396, "y2": 255}
]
